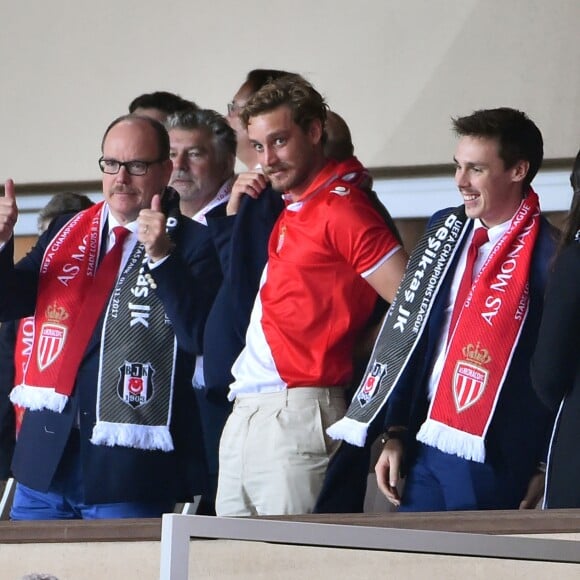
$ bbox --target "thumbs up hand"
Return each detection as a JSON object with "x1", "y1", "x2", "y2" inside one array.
[
  {"x1": 137, "y1": 192, "x2": 172, "y2": 263},
  {"x1": 0, "y1": 179, "x2": 19, "y2": 244}
]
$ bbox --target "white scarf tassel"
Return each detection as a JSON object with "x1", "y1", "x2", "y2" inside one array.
[
  {"x1": 10, "y1": 384, "x2": 68, "y2": 413},
  {"x1": 91, "y1": 421, "x2": 174, "y2": 452}
]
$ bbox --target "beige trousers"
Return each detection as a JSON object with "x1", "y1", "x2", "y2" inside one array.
[{"x1": 216, "y1": 387, "x2": 346, "y2": 516}]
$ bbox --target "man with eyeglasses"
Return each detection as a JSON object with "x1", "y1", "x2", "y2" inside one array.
[
  {"x1": 226, "y1": 69, "x2": 293, "y2": 172},
  {"x1": 0, "y1": 114, "x2": 219, "y2": 519},
  {"x1": 202, "y1": 70, "x2": 293, "y2": 404}
]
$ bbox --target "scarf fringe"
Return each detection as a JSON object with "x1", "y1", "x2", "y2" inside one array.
[
  {"x1": 91, "y1": 421, "x2": 174, "y2": 452},
  {"x1": 10, "y1": 384, "x2": 68, "y2": 413},
  {"x1": 416, "y1": 419, "x2": 485, "y2": 463},
  {"x1": 327, "y1": 208, "x2": 469, "y2": 449},
  {"x1": 326, "y1": 415, "x2": 369, "y2": 446}
]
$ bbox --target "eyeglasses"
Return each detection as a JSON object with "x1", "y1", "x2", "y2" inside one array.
[
  {"x1": 227, "y1": 101, "x2": 246, "y2": 116},
  {"x1": 98, "y1": 157, "x2": 164, "y2": 176}
]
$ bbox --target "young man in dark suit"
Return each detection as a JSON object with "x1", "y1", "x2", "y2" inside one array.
[{"x1": 330, "y1": 108, "x2": 557, "y2": 511}]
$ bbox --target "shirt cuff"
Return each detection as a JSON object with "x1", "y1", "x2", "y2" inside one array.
[{"x1": 147, "y1": 254, "x2": 170, "y2": 269}]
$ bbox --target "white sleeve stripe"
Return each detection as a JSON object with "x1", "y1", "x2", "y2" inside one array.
[{"x1": 361, "y1": 245, "x2": 402, "y2": 278}]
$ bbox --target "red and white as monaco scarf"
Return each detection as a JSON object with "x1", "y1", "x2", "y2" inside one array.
[
  {"x1": 328, "y1": 191, "x2": 541, "y2": 464},
  {"x1": 9, "y1": 199, "x2": 178, "y2": 452},
  {"x1": 416, "y1": 191, "x2": 540, "y2": 462},
  {"x1": 13, "y1": 317, "x2": 35, "y2": 434},
  {"x1": 10, "y1": 203, "x2": 104, "y2": 412}
]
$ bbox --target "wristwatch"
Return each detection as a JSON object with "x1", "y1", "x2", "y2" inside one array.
[{"x1": 380, "y1": 430, "x2": 406, "y2": 446}]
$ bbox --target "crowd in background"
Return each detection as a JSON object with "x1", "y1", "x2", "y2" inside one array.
[{"x1": 0, "y1": 70, "x2": 578, "y2": 521}]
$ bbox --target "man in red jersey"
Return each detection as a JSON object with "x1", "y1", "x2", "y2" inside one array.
[{"x1": 215, "y1": 75, "x2": 408, "y2": 516}]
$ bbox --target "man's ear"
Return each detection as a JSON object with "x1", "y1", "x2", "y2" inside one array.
[
  {"x1": 511, "y1": 159, "x2": 530, "y2": 183},
  {"x1": 308, "y1": 118, "x2": 324, "y2": 146}
]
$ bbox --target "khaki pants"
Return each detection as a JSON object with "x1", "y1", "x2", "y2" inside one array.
[{"x1": 216, "y1": 387, "x2": 346, "y2": 516}]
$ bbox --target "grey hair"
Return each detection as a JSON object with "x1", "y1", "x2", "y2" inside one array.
[
  {"x1": 38, "y1": 192, "x2": 94, "y2": 233},
  {"x1": 165, "y1": 108, "x2": 236, "y2": 173}
]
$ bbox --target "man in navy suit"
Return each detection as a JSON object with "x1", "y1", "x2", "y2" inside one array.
[
  {"x1": 0, "y1": 114, "x2": 219, "y2": 519},
  {"x1": 372, "y1": 108, "x2": 557, "y2": 511},
  {"x1": 324, "y1": 108, "x2": 557, "y2": 513}
]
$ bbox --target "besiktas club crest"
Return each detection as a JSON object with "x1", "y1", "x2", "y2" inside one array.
[
  {"x1": 117, "y1": 361, "x2": 154, "y2": 409},
  {"x1": 357, "y1": 361, "x2": 387, "y2": 407}
]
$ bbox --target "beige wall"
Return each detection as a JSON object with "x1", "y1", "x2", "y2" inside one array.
[{"x1": 1, "y1": 0, "x2": 579, "y2": 185}]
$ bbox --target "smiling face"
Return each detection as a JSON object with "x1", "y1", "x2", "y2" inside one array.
[
  {"x1": 168, "y1": 127, "x2": 229, "y2": 205},
  {"x1": 247, "y1": 105, "x2": 323, "y2": 200},
  {"x1": 454, "y1": 136, "x2": 529, "y2": 228},
  {"x1": 101, "y1": 119, "x2": 172, "y2": 224}
]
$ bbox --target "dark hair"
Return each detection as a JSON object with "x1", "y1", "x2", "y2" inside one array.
[
  {"x1": 452, "y1": 107, "x2": 543, "y2": 189},
  {"x1": 38, "y1": 192, "x2": 94, "y2": 233},
  {"x1": 556, "y1": 149, "x2": 580, "y2": 254},
  {"x1": 571, "y1": 148, "x2": 580, "y2": 194},
  {"x1": 240, "y1": 74, "x2": 327, "y2": 137},
  {"x1": 244, "y1": 69, "x2": 295, "y2": 94},
  {"x1": 128, "y1": 91, "x2": 198, "y2": 116},
  {"x1": 165, "y1": 108, "x2": 236, "y2": 172},
  {"x1": 324, "y1": 110, "x2": 354, "y2": 161},
  {"x1": 101, "y1": 114, "x2": 170, "y2": 160}
]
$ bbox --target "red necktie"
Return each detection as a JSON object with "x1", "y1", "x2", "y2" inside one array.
[
  {"x1": 92, "y1": 226, "x2": 131, "y2": 300},
  {"x1": 57, "y1": 226, "x2": 131, "y2": 393},
  {"x1": 448, "y1": 227, "x2": 489, "y2": 340}
]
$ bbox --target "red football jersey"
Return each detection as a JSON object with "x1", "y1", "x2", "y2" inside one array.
[{"x1": 230, "y1": 159, "x2": 400, "y2": 397}]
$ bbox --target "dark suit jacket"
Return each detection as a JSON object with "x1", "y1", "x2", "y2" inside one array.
[
  {"x1": 0, "y1": 201, "x2": 220, "y2": 504},
  {"x1": 531, "y1": 241, "x2": 580, "y2": 508},
  {"x1": 316, "y1": 209, "x2": 558, "y2": 512},
  {"x1": 384, "y1": 210, "x2": 557, "y2": 507},
  {"x1": 197, "y1": 187, "x2": 284, "y2": 480},
  {"x1": 0, "y1": 320, "x2": 17, "y2": 479}
]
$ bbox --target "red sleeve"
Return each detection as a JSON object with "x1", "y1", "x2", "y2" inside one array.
[{"x1": 325, "y1": 188, "x2": 400, "y2": 275}]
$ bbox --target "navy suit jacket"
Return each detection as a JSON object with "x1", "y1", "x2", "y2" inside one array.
[
  {"x1": 0, "y1": 320, "x2": 17, "y2": 479},
  {"x1": 0, "y1": 201, "x2": 220, "y2": 504},
  {"x1": 204, "y1": 186, "x2": 284, "y2": 394},
  {"x1": 316, "y1": 209, "x2": 558, "y2": 512},
  {"x1": 196, "y1": 187, "x2": 284, "y2": 480}
]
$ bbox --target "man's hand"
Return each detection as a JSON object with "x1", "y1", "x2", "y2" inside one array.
[
  {"x1": 137, "y1": 194, "x2": 172, "y2": 262},
  {"x1": 519, "y1": 470, "x2": 545, "y2": 509},
  {"x1": 226, "y1": 171, "x2": 269, "y2": 216},
  {"x1": 0, "y1": 180, "x2": 19, "y2": 244},
  {"x1": 375, "y1": 437, "x2": 405, "y2": 507}
]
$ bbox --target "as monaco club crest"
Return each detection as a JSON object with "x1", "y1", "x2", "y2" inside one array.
[
  {"x1": 453, "y1": 343, "x2": 491, "y2": 412},
  {"x1": 37, "y1": 304, "x2": 69, "y2": 371},
  {"x1": 118, "y1": 362, "x2": 154, "y2": 409},
  {"x1": 357, "y1": 361, "x2": 386, "y2": 407}
]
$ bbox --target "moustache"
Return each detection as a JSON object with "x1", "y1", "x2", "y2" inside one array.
[
  {"x1": 171, "y1": 170, "x2": 192, "y2": 181},
  {"x1": 264, "y1": 164, "x2": 290, "y2": 176},
  {"x1": 110, "y1": 186, "x2": 138, "y2": 195}
]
